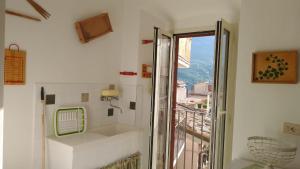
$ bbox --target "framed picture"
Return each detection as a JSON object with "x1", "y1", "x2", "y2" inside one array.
[{"x1": 252, "y1": 51, "x2": 298, "y2": 83}]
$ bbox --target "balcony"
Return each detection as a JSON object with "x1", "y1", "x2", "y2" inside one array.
[{"x1": 173, "y1": 103, "x2": 211, "y2": 169}]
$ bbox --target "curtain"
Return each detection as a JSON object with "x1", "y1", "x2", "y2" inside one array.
[{"x1": 100, "y1": 153, "x2": 140, "y2": 169}]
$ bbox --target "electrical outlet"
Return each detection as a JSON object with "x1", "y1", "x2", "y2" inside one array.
[
  {"x1": 46, "y1": 94, "x2": 55, "y2": 105},
  {"x1": 108, "y1": 108, "x2": 114, "y2": 116},
  {"x1": 283, "y1": 122, "x2": 300, "y2": 136},
  {"x1": 81, "y1": 93, "x2": 89, "y2": 102},
  {"x1": 129, "y1": 101, "x2": 136, "y2": 110}
]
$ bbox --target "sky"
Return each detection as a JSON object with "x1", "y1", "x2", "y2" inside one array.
[{"x1": 178, "y1": 36, "x2": 215, "y2": 90}]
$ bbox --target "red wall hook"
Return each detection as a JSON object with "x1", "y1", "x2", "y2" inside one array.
[
  {"x1": 142, "y1": 40, "x2": 153, "y2": 45},
  {"x1": 120, "y1": 71, "x2": 137, "y2": 76}
]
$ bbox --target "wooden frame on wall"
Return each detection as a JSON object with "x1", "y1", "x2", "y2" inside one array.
[
  {"x1": 252, "y1": 51, "x2": 298, "y2": 84},
  {"x1": 75, "y1": 13, "x2": 113, "y2": 43}
]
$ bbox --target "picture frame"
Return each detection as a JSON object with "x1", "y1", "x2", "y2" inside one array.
[{"x1": 252, "y1": 51, "x2": 298, "y2": 84}]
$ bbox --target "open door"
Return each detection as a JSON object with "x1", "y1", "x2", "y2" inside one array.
[
  {"x1": 210, "y1": 19, "x2": 236, "y2": 169},
  {"x1": 150, "y1": 20, "x2": 236, "y2": 169},
  {"x1": 149, "y1": 27, "x2": 173, "y2": 169}
]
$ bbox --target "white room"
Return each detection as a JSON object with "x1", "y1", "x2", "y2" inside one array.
[{"x1": 0, "y1": 0, "x2": 300, "y2": 169}]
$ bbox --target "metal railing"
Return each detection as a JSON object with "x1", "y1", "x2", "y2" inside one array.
[{"x1": 173, "y1": 103, "x2": 210, "y2": 169}]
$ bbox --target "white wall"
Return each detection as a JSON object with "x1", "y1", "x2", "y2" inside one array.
[
  {"x1": 0, "y1": 0, "x2": 4, "y2": 168},
  {"x1": 232, "y1": 0, "x2": 300, "y2": 168},
  {"x1": 117, "y1": 0, "x2": 173, "y2": 127},
  {"x1": 117, "y1": 0, "x2": 140, "y2": 125},
  {"x1": 4, "y1": 0, "x2": 123, "y2": 169},
  {"x1": 4, "y1": 0, "x2": 174, "y2": 169},
  {"x1": 174, "y1": 10, "x2": 239, "y2": 34},
  {"x1": 136, "y1": 11, "x2": 172, "y2": 168},
  {"x1": 33, "y1": 83, "x2": 124, "y2": 169}
]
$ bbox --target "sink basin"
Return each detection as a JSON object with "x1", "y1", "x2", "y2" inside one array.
[
  {"x1": 91, "y1": 124, "x2": 135, "y2": 136},
  {"x1": 47, "y1": 123, "x2": 140, "y2": 169}
]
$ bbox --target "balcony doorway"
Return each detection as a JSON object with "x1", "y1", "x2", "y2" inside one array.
[
  {"x1": 172, "y1": 31, "x2": 215, "y2": 169},
  {"x1": 150, "y1": 20, "x2": 235, "y2": 169}
]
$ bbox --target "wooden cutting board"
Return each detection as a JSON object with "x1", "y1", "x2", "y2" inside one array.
[{"x1": 75, "y1": 13, "x2": 113, "y2": 43}]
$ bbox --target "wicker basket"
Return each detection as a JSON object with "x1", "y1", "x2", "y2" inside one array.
[{"x1": 247, "y1": 136, "x2": 297, "y2": 169}]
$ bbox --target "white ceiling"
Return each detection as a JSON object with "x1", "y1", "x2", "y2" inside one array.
[{"x1": 139, "y1": 0, "x2": 241, "y2": 23}]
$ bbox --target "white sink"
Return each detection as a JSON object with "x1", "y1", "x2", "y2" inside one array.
[
  {"x1": 90, "y1": 124, "x2": 134, "y2": 136},
  {"x1": 47, "y1": 123, "x2": 140, "y2": 169}
]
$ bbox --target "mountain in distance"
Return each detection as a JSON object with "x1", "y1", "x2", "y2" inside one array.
[{"x1": 178, "y1": 36, "x2": 215, "y2": 90}]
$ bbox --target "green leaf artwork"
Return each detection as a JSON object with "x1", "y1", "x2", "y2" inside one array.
[{"x1": 256, "y1": 54, "x2": 289, "y2": 81}]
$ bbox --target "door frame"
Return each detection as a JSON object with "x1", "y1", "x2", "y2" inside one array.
[
  {"x1": 149, "y1": 27, "x2": 174, "y2": 169},
  {"x1": 216, "y1": 20, "x2": 237, "y2": 169},
  {"x1": 211, "y1": 20, "x2": 237, "y2": 169},
  {"x1": 0, "y1": 2, "x2": 4, "y2": 169},
  {"x1": 152, "y1": 21, "x2": 237, "y2": 169},
  {"x1": 169, "y1": 30, "x2": 215, "y2": 169}
]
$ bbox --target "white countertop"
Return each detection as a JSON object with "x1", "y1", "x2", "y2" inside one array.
[
  {"x1": 231, "y1": 159, "x2": 257, "y2": 169},
  {"x1": 47, "y1": 123, "x2": 140, "y2": 147},
  {"x1": 231, "y1": 159, "x2": 284, "y2": 169},
  {"x1": 47, "y1": 132, "x2": 107, "y2": 147}
]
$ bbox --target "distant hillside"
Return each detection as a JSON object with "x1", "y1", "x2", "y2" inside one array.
[{"x1": 178, "y1": 36, "x2": 215, "y2": 90}]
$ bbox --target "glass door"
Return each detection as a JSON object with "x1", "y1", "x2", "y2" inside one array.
[
  {"x1": 150, "y1": 27, "x2": 172, "y2": 169},
  {"x1": 149, "y1": 20, "x2": 235, "y2": 169},
  {"x1": 210, "y1": 19, "x2": 233, "y2": 169}
]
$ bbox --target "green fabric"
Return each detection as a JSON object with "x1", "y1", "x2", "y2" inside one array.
[{"x1": 100, "y1": 153, "x2": 140, "y2": 169}]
